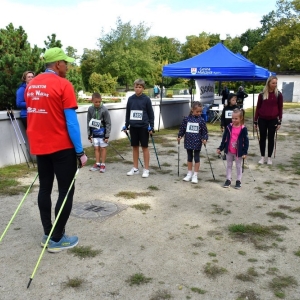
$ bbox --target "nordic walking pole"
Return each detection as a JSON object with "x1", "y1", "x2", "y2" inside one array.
[
  {"x1": 10, "y1": 109, "x2": 35, "y2": 168},
  {"x1": 0, "y1": 173, "x2": 38, "y2": 243},
  {"x1": 108, "y1": 143, "x2": 125, "y2": 160},
  {"x1": 274, "y1": 129, "x2": 277, "y2": 158},
  {"x1": 123, "y1": 131, "x2": 144, "y2": 168},
  {"x1": 255, "y1": 126, "x2": 260, "y2": 143},
  {"x1": 218, "y1": 152, "x2": 226, "y2": 171},
  {"x1": 150, "y1": 133, "x2": 161, "y2": 170},
  {"x1": 27, "y1": 168, "x2": 80, "y2": 289},
  {"x1": 177, "y1": 140, "x2": 180, "y2": 177},
  {"x1": 204, "y1": 144, "x2": 215, "y2": 180},
  {"x1": 7, "y1": 109, "x2": 30, "y2": 168}
]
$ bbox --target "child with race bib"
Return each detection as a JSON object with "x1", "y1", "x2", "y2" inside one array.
[
  {"x1": 217, "y1": 108, "x2": 249, "y2": 189},
  {"x1": 87, "y1": 92, "x2": 111, "y2": 173},
  {"x1": 177, "y1": 101, "x2": 208, "y2": 184},
  {"x1": 123, "y1": 79, "x2": 154, "y2": 178}
]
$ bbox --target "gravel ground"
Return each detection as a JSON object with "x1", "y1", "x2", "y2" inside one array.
[{"x1": 1, "y1": 112, "x2": 300, "y2": 300}]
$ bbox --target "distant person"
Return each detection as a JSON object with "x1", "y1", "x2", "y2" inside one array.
[
  {"x1": 87, "y1": 92, "x2": 111, "y2": 173},
  {"x1": 162, "y1": 86, "x2": 166, "y2": 97},
  {"x1": 236, "y1": 86, "x2": 248, "y2": 108},
  {"x1": 254, "y1": 76, "x2": 283, "y2": 165},
  {"x1": 16, "y1": 71, "x2": 35, "y2": 129},
  {"x1": 221, "y1": 85, "x2": 229, "y2": 105},
  {"x1": 123, "y1": 78, "x2": 154, "y2": 178},
  {"x1": 153, "y1": 85, "x2": 160, "y2": 98},
  {"x1": 177, "y1": 101, "x2": 208, "y2": 184},
  {"x1": 217, "y1": 109, "x2": 249, "y2": 189},
  {"x1": 25, "y1": 47, "x2": 87, "y2": 253}
]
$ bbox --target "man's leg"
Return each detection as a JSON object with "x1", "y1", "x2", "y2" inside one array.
[
  {"x1": 132, "y1": 146, "x2": 139, "y2": 169},
  {"x1": 51, "y1": 148, "x2": 77, "y2": 241},
  {"x1": 142, "y1": 146, "x2": 150, "y2": 170}
]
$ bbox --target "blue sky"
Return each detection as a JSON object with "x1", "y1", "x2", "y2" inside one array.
[{"x1": 1, "y1": 0, "x2": 277, "y2": 55}]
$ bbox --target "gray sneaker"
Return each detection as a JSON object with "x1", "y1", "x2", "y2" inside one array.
[{"x1": 90, "y1": 164, "x2": 100, "y2": 171}]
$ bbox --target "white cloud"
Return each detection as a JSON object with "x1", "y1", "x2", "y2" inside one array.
[{"x1": 1, "y1": 0, "x2": 262, "y2": 55}]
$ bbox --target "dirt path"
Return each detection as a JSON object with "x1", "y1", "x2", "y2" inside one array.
[{"x1": 1, "y1": 113, "x2": 300, "y2": 300}]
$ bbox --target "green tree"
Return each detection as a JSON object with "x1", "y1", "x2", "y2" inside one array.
[
  {"x1": 181, "y1": 32, "x2": 210, "y2": 60},
  {"x1": 88, "y1": 72, "x2": 118, "y2": 94},
  {"x1": 44, "y1": 33, "x2": 62, "y2": 49},
  {"x1": 66, "y1": 67, "x2": 83, "y2": 93},
  {"x1": 0, "y1": 23, "x2": 43, "y2": 109},
  {"x1": 80, "y1": 48, "x2": 100, "y2": 91},
  {"x1": 96, "y1": 18, "x2": 156, "y2": 90}
]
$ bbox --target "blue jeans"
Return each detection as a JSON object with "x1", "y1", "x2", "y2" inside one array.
[{"x1": 36, "y1": 148, "x2": 77, "y2": 241}]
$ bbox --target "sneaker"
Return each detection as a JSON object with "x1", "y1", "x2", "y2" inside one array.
[
  {"x1": 267, "y1": 158, "x2": 272, "y2": 165},
  {"x1": 90, "y1": 164, "x2": 100, "y2": 171},
  {"x1": 223, "y1": 179, "x2": 231, "y2": 188},
  {"x1": 47, "y1": 235, "x2": 79, "y2": 253},
  {"x1": 258, "y1": 157, "x2": 265, "y2": 164},
  {"x1": 183, "y1": 174, "x2": 192, "y2": 182},
  {"x1": 41, "y1": 234, "x2": 49, "y2": 247},
  {"x1": 235, "y1": 180, "x2": 242, "y2": 189},
  {"x1": 127, "y1": 168, "x2": 139, "y2": 176},
  {"x1": 191, "y1": 175, "x2": 198, "y2": 184},
  {"x1": 100, "y1": 164, "x2": 106, "y2": 173},
  {"x1": 142, "y1": 169, "x2": 149, "y2": 178}
]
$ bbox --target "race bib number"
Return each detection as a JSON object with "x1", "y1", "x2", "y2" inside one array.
[
  {"x1": 225, "y1": 111, "x2": 232, "y2": 119},
  {"x1": 186, "y1": 122, "x2": 199, "y2": 133},
  {"x1": 130, "y1": 110, "x2": 143, "y2": 120},
  {"x1": 89, "y1": 118, "x2": 101, "y2": 129}
]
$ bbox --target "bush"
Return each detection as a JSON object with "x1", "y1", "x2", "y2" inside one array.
[{"x1": 166, "y1": 93, "x2": 173, "y2": 98}]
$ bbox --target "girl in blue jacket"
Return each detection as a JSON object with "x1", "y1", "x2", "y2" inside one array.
[
  {"x1": 177, "y1": 101, "x2": 208, "y2": 184},
  {"x1": 16, "y1": 71, "x2": 35, "y2": 129},
  {"x1": 217, "y1": 108, "x2": 249, "y2": 189}
]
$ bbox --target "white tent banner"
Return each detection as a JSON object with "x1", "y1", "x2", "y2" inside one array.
[{"x1": 195, "y1": 79, "x2": 215, "y2": 104}]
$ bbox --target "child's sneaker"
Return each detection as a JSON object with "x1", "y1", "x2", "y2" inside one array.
[
  {"x1": 90, "y1": 164, "x2": 100, "y2": 171},
  {"x1": 127, "y1": 168, "x2": 139, "y2": 176},
  {"x1": 258, "y1": 157, "x2": 265, "y2": 164},
  {"x1": 41, "y1": 234, "x2": 49, "y2": 247},
  {"x1": 183, "y1": 174, "x2": 192, "y2": 182},
  {"x1": 191, "y1": 175, "x2": 198, "y2": 184},
  {"x1": 100, "y1": 164, "x2": 106, "y2": 173},
  {"x1": 142, "y1": 169, "x2": 149, "y2": 178},
  {"x1": 223, "y1": 179, "x2": 231, "y2": 188},
  {"x1": 47, "y1": 235, "x2": 79, "y2": 253},
  {"x1": 235, "y1": 180, "x2": 242, "y2": 189},
  {"x1": 267, "y1": 157, "x2": 272, "y2": 165}
]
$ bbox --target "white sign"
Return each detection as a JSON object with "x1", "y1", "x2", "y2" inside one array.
[{"x1": 195, "y1": 79, "x2": 215, "y2": 104}]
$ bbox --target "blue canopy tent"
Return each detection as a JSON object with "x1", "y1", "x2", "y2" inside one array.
[{"x1": 160, "y1": 43, "x2": 274, "y2": 134}]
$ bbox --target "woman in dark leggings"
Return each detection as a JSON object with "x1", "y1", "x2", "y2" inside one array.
[{"x1": 254, "y1": 76, "x2": 283, "y2": 165}]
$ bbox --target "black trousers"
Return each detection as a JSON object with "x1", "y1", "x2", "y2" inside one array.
[
  {"x1": 36, "y1": 148, "x2": 77, "y2": 241},
  {"x1": 258, "y1": 118, "x2": 277, "y2": 157}
]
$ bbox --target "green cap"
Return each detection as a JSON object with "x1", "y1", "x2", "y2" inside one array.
[{"x1": 43, "y1": 47, "x2": 75, "y2": 63}]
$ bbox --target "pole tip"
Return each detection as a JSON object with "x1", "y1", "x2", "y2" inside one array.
[{"x1": 27, "y1": 278, "x2": 32, "y2": 289}]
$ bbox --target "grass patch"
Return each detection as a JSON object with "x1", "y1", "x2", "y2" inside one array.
[
  {"x1": 289, "y1": 153, "x2": 300, "y2": 175},
  {"x1": 126, "y1": 273, "x2": 152, "y2": 286},
  {"x1": 161, "y1": 162, "x2": 171, "y2": 167},
  {"x1": 203, "y1": 262, "x2": 227, "y2": 278},
  {"x1": 264, "y1": 193, "x2": 287, "y2": 201},
  {"x1": 63, "y1": 276, "x2": 84, "y2": 288},
  {"x1": 266, "y1": 211, "x2": 291, "y2": 219},
  {"x1": 248, "y1": 258, "x2": 258, "y2": 263},
  {"x1": 290, "y1": 207, "x2": 300, "y2": 213},
  {"x1": 208, "y1": 252, "x2": 216, "y2": 257},
  {"x1": 238, "y1": 250, "x2": 246, "y2": 256},
  {"x1": 294, "y1": 249, "x2": 300, "y2": 257},
  {"x1": 236, "y1": 290, "x2": 259, "y2": 300},
  {"x1": 269, "y1": 276, "x2": 298, "y2": 297},
  {"x1": 68, "y1": 246, "x2": 102, "y2": 258},
  {"x1": 150, "y1": 289, "x2": 172, "y2": 300},
  {"x1": 131, "y1": 203, "x2": 151, "y2": 211},
  {"x1": 115, "y1": 191, "x2": 152, "y2": 199},
  {"x1": 148, "y1": 185, "x2": 159, "y2": 191},
  {"x1": 190, "y1": 287, "x2": 206, "y2": 294}
]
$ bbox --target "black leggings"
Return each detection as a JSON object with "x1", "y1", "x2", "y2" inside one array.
[
  {"x1": 187, "y1": 149, "x2": 200, "y2": 163},
  {"x1": 36, "y1": 148, "x2": 77, "y2": 241},
  {"x1": 258, "y1": 118, "x2": 278, "y2": 157}
]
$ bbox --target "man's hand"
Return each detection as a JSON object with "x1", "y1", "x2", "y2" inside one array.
[{"x1": 76, "y1": 152, "x2": 88, "y2": 168}]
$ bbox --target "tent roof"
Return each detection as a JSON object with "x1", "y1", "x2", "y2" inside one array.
[{"x1": 162, "y1": 43, "x2": 273, "y2": 81}]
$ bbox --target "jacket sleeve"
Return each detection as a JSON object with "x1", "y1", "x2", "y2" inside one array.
[
  {"x1": 220, "y1": 108, "x2": 225, "y2": 127},
  {"x1": 103, "y1": 108, "x2": 111, "y2": 138},
  {"x1": 242, "y1": 127, "x2": 249, "y2": 155},
  {"x1": 278, "y1": 92, "x2": 283, "y2": 121},
  {"x1": 147, "y1": 98, "x2": 154, "y2": 128},
  {"x1": 200, "y1": 119, "x2": 208, "y2": 141},
  {"x1": 125, "y1": 99, "x2": 130, "y2": 128},
  {"x1": 218, "y1": 127, "x2": 228, "y2": 151},
  {"x1": 254, "y1": 93, "x2": 263, "y2": 122},
  {"x1": 16, "y1": 86, "x2": 27, "y2": 109},
  {"x1": 87, "y1": 107, "x2": 92, "y2": 136},
  {"x1": 244, "y1": 92, "x2": 248, "y2": 99},
  {"x1": 178, "y1": 117, "x2": 187, "y2": 137}
]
